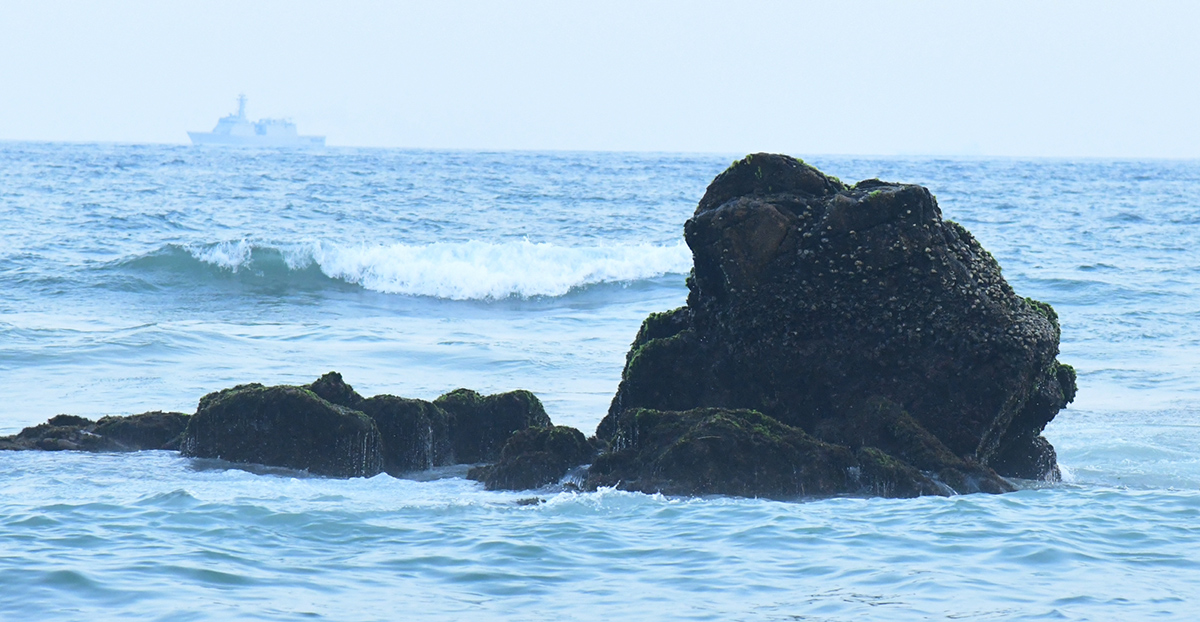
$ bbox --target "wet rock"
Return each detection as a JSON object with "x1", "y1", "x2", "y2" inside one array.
[
  {"x1": 94, "y1": 411, "x2": 192, "y2": 451},
  {"x1": 306, "y1": 371, "x2": 366, "y2": 410},
  {"x1": 434, "y1": 389, "x2": 552, "y2": 463},
  {"x1": 584, "y1": 407, "x2": 863, "y2": 498},
  {"x1": 594, "y1": 154, "x2": 1076, "y2": 498},
  {"x1": 813, "y1": 397, "x2": 1014, "y2": 494},
  {"x1": 180, "y1": 383, "x2": 384, "y2": 477},
  {"x1": 468, "y1": 425, "x2": 593, "y2": 490},
  {"x1": 358, "y1": 395, "x2": 454, "y2": 473},
  {"x1": 0, "y1": 412, "x2": 191, "y2": 452}
]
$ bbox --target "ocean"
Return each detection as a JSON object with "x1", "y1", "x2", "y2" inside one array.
[{"x1": 2, "y1": 143, "x2": 1198, "y2": 620}]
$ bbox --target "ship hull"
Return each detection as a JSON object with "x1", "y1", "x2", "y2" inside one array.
[{"x1": 188, "y1": 132, "x2": 325, "y2": 147}]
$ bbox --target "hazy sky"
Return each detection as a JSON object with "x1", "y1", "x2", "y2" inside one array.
[{"x1": 2, "y1": 1, "x2": 1199, "y2": 156}]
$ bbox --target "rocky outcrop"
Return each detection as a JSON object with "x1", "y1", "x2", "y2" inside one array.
[
  {"x1": 180, "y1": 383, "x2": 384, "y2": 477},
  {"x1": 0, "y1": 412, "x2": 190, "y2": 452},
  {"x1": 4, "y1": 370, "x2": 573, "y2": 484},
  {"x1": 468, "y1": 425, "x2": 593, "y2": 490},
  {"x1": 593, "y1": 153, "x2": 1076, "y2": 498},
  {"x1": 435, "y1": 389, "x2": 552, "y2": 463},
  {"x1": 178, "y1": 373, "x2": 557, "y2": 479}
]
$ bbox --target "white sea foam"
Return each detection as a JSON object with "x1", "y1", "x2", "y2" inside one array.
[
  {"x1": 187, "y1": 240, "x2": 255, "y2": 272},
  {"x1": 186, "y1": 239, "x2": 692, "y2": 299}
]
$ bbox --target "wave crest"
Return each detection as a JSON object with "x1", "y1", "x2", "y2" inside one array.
[{"x1": 135, "y1": 239, "x2": 692, "y2": 300}]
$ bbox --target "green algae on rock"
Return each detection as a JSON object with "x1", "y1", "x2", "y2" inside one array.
[
  {"x1": 435, "y1": 388, "x2": 552, "y2": 464},
  {"x1": 359, "y1": 395, "x2": 455, "y2": 473},
  {"x1": 180, "y1": 373, "x2": 563, "y2": 480},
  {"x1": 181, "y1": 383, "x2": 385, "y2": 478},
  {"x1": 586, "y1": 407, "x2": 861, "y2": 498},
  {"x1": 468, "y1": 425, "x2": 594, "y2": 490}
]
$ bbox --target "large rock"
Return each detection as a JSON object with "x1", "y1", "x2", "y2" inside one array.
[
  {"x1": 0, "y1": 412, "x2": 190, "y2": 452},
  {"x1": 435, "y1": 389, "x2": 552, "y2": 463},
  {"x1": 181, "y1": 384, "x2": 384, "y2": 477},
  {"x1": 595, "y1": 154, "x2": 1076, "y2": 497}
]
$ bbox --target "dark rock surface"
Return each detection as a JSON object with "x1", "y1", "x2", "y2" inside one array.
[
  {"x1": 181, "y1": 383, "x2": 384, "y2": 477},
  {"x1": 594, "y1": 154, "x2": 1076, "y2": 498},
  {"x1": 468, "y1": 425, "x2": 593, "y2": 490},
  {"x1": 435, "y1": 389, "x2": 552, "y2": 463},
  {"x1": 4, "y1": 369, "x2": 570, "y2": 485},
  {"x1": 95, "y1": 411, "x2": 192, "y2": 451},
  {"x1": 585, "y1": 407, "x2": 861, "y2": 498},
  {"x1": 359, "y1": 395, "x2": 454, "y2": 473},
  {"x1": 0, "y1": 412, "x2": 191, "y2": 452},
  {"x1": 306, "y1": 371, "x2": 455, "y2": 473},
  {"x1": 306, "y1": 371, "x2": 366, "y2": 410}
]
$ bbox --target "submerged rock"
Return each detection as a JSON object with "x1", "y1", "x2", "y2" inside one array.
[
  {"x1": 181, "y1": 383, "x2": 384, "y2": 478},
  {"x1": 0, "y1": 412, "x2": 190, "y2": 452},
  {"x1": 593, "y1": 154, "x2": 1076, "y2": 498},
  {"x1": 468, "y1": 425, "x2": 593, "y2": 490},
  {"x1": 435, "y1": 388, "x2": 552, "y2": 463}
]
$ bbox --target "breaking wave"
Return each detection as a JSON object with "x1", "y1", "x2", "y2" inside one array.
[{"x1": 120, "y1": 239, "x2": 692, "y2": 300}]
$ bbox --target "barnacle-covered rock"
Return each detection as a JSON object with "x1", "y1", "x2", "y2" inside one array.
[{"x1": 593, "y1": 154, "x2": 1076, "y2": 498}]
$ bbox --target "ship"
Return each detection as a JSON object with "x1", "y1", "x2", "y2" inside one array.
[{"x1": 188, "y1": 95, "x2": 325, "y2": 147}]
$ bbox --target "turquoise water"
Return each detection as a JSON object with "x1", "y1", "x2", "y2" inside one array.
[{"x1": 2, "y1": 144, "x2": 1199, "y2": 620}]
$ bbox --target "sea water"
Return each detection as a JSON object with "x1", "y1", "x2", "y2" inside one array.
[{"x1": 1, "y1": 144, "x2": 1198, "y2": 620}]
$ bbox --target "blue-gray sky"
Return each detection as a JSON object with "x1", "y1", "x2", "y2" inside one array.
[{"x1": 2, "y1": 1, "x2": 1198, "y2": 156}]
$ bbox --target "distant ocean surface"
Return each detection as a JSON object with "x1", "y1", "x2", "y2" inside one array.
[{"x1": 2, "y1": 143, "x2": 1199, "y2": 621}]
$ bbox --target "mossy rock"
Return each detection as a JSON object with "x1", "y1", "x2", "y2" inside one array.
[
  {"x1": 814, "y1": 396, "x2": 1014, "y2": 494},
  {"x1": 468, "y1": 425, "x2": 593, "y2": 490},
  {"x1": 305, "y1": 371, "x2": 366, "y2": 410},
  {"x1": 182, "y1": 384, "x2": 384, "y2": 478},
  {"x1": 586, "y1": 408, "x2": 860, "y2": 499},
  {"x1": 434, "y1": 388, "x2": 551, "y2": 463},
  {"x1": 358, "y1": 395, "x2": 453, "y2": 473},
  {"x1": 94, "y1": 411, "x2": 191, "y2": 451}
]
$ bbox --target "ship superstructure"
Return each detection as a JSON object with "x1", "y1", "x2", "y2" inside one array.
[{"x1": 188, "y1": 95, "x2": 324, "y2": 147}]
